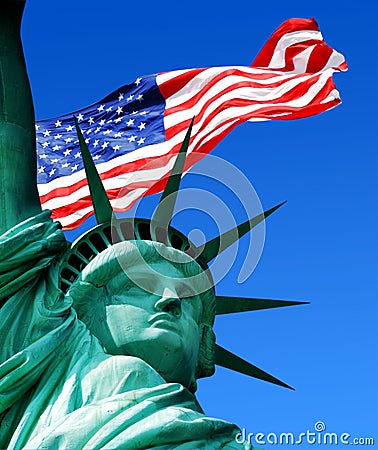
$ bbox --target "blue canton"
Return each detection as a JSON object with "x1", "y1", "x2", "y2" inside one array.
[{"x1": 36, "y1": 75, "x2": 166, "y2": 184}]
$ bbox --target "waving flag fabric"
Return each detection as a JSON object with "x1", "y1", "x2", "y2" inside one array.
[{"x1": 36, "y1": 18, "x2": 347, "y2": 230}]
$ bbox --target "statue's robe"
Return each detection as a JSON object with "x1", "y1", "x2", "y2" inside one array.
[{"x1": 0, "y1": 212, "x2": 242, "y2": 449}]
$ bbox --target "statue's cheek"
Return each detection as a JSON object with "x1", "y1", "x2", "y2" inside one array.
[{"x1": 105, "y1": 304, "x2": 149, "y2": 346}]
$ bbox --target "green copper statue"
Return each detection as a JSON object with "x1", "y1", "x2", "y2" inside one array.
[{"x1": 0, "y1": 1, "x2": 304, "y2": 448}]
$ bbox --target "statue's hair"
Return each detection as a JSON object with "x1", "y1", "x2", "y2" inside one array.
[{"x1": 68, "y1": 240, "x2": 216, "y2": 385}]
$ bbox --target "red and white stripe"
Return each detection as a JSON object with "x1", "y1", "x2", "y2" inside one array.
[{"x1": 40, "y1": 18, "x2": 347, "y2": 230}]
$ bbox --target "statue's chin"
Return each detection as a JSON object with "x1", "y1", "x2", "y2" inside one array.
[{"x1": 113, "y1": 332, "x2": 198, "y2": 389}]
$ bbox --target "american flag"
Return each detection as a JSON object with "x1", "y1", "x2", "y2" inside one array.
[{"x1": 36, "y1": 18, "x2": 347, "y2": 230}]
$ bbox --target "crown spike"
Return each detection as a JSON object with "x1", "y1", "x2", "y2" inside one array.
[
  {"x1": 74, "y1": 118, "x2": 114, "y2": 225},
  {"x1": 151, "y1": 119, "x2": 194, "y2": 242},
  {"x1": 214, "y1": 344, "x2": 294, "y2": 390},
  {"x1": 200, "y1": 201, "x2": 286, "y2": 263},
  {"x1": 216, "y1": 296, "x2": 308, "y2": 315}
]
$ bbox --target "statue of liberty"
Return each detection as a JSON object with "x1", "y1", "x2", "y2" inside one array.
[{"x1": 0, "y1": 1, "x2": 346, "y2": 448}]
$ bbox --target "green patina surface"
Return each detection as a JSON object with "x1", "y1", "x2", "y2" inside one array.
[
  {"x1": 0, "y1": 213, "x2": 248, "y2": 448},
  {"x1": 0, "y1": 1, "x2": 257, "y2": 448}
]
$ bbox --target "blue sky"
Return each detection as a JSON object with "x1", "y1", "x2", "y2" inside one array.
[{"x1": 22, "y1": 0, "x2": 377, "y2": 446}]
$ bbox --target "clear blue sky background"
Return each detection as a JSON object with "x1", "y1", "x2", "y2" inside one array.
[{"x1": 22, "y1": 0, "x2": 377, "y2": 446}]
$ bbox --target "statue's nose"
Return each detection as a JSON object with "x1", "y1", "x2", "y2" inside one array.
[{"x1": 154, "y1": 288, "x2": 182, "y2": 318}]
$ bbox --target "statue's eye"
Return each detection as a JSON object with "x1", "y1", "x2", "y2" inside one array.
[
  {"x1": 122, "y1": 284, "x2": 135, "y2": 294},
  {"x1": 121, "y1": 283, "x2": 147, "y2": 297}
]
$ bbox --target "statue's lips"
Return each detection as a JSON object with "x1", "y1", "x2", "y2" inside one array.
[{"x1": 148, "y1": 313, "x2": 179, "y2": 331}]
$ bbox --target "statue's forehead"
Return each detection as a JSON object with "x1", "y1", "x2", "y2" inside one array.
[
  {"x1": 125, "y1": 261, "x2": 194, "y2": 279},
  {"x1": 113, "y1": 239, "x2": 200, "y2": 266}
]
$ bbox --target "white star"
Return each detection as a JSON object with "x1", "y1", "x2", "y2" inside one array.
[
  {"x1": 38, "y1": 166, "x2": 45, "y2": 173},
  {"x1": 66, "y1": 125, "x2": 74, "y2": 132},
  {"x1": 98, "y1": 104, "x2": 105, "y2": 112},
  {"x1": 136, "y1": 94, "x2": 143, "y2": 102},
  {"x1": 71, "y1": 164, "x2": 79, "y2": 172},
  {"x1": 117, "y1": 106, "x2": 123, "y2": 115},
  {"x1": 137, "y1": 137, "x2": 145, "y2": 146},
  {"x1": 63, "y1": 149, "x2": 72, "y2": 157},
  {"x1": 74, "y1": 152, "x2": 81, "y2": 158},
  {"x1": 131, "y1": 111, "x2": 138, "y2": 115},
  {"x1": 35, "y1": 124, "x2": 40, "y2": 131},
  {"x1": 126, "y1": 119, "x2": 135, "y2": 126},
  {"x1": 107, "y1": 119, "x2": 113, "y2": 124},
  {"x1": 128, "y1": 135, "x2": 136, "y2": 143},
  {"x1": 43, "y1": 130, "x2": 51, "y2": 137},
  {"x1": 93, "y1": 140, "x2": 99, "y2": 147},
  {"x1": 101, "y1": 141, "x2": 109, "y2": 149},
  {"x1": 49, "y1": 168, "x2": 56, "y2": 177},
  {"x1": 85, "y1": 138, "x2": 90, "y2": 144},
  {"x1": 55, "y1": 120, "x2": 62, "y2": 127},
  {"x1": 138, "y1": 122, "x2": 146, "y2": 131},
  {"x1": 51, "y1": 158, "x2": 59, "y2": 164},
  {"x1": 61, "y1": 162, "x2": 70, "y2": 168},
  {"x1": 113, "y1": 145, "x2": 121, "y2": 151},
  {"x1": 95, "y1": 127, "x2": 101, "y2": 134},
  {"x1": 88, "y1": 117, "x2": 95, "y2": 125},
  {"x1": 118, "y1": 93, "x2": 124, "y2": 101},
  {"x1": 86, "y1": 128, "x2": 93, "y2": 134},
  {"x1": 127, "y1": 94, "x2": 134, "y2": 102},
  {"x1": 99, "y1": 119, "x2": 106, "y2": 126},
  {"x1": 42, "y1": 142, "x2": 50, "y2": 148},
  {"x1": 77, "y1": 114, "x2": 84, "y2": 122},
  {"x1": 140, "y1": 111, "x2": 148, "y2": 116},
  {"x1": 54, "y1": 134, "x2": 62, "y2": 139},
  {"x1": 39, "y1": 153, "x2": 48, "y2": 159},
  {"x1": 114, "y1": 132, "x2": 122, "y2": 138},
  {"x1": 106, "y1": 106, "x2": 113, "y2": 112},
  {"x1": 114, "y1": 117, "x2": 122, "y2": 124},
  {"x1": 93, "y1": 155, "x2": 101, "y2": 160},
  {"x1": 103, "y1": 129, "x2": 112, "y2": 135},
  {"x1": 52, "y1": 145, "x2": 61, "y2": 151},
  {"x1": 135, "y1": 77, "x2": 142, "y2": 86},
  {"x1": 64, "y1": 137, "x2": 73, "y2": 143}
]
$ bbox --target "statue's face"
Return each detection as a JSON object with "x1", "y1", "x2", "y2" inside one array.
[{"x1": 90, "y1": 260, "x2": 203, "y2": 389}]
